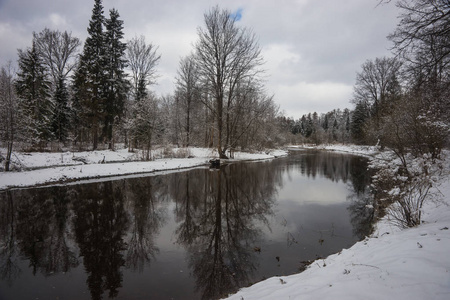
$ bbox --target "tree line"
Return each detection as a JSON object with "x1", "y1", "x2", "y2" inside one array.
[
  {"x1": 0, "y1": 1, "x2": 287, "y2": 171},
  {"x1": 1, "y1": 0, "x2": 449, "y2": 171}
]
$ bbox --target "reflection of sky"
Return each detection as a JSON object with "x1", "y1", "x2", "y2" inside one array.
[
  {"x1": 156, "y1": 201, "x2": 178, "y2": 249},
  {"x1": 278, "y1": 169, "x2": 348, "y2": 205},
  {"x1": 250, "y1": 159, "x2": 359, "y2": 280}
]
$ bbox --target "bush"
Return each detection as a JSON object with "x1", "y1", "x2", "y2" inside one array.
[
  {"x1": 371, "y1": 153, "x2": 443, "y2": 228},
  {"x1": 386, "y1": 175, "x2": 432, "y2": 228}
]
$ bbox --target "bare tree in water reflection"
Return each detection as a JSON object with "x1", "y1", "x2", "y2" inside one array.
[
  {"x1": 0, "y1": 191, "x2": 21, "y2": 286},
  {"x1": 0, "y1": 186, "x2": 78, "y2": 282},
  {"x1": 347, "y1": 156, "x2": 375, "y2": 239},
  {"x1": 0, "y1": 176, "x2": 169, "y2": 299},
  {"x1": 172, "y1": 163, "x2": 281, "y2": 299},
  {"x1": 123, "y1": 176, "x2": 168, "y2": 272}
]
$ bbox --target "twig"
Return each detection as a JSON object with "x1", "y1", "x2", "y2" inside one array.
[{"x1": 351, "y1": 263, "x2": 381, "y2": 270}]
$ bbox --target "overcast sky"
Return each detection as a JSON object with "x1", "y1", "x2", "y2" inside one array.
[{"x1": 0, "y1": 0, "x2": 400, "y2": 119}]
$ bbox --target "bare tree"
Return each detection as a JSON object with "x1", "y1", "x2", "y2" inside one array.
[
  {"x1": 194, "y1": 6, "x2": 264, "y2": 158},
  {"x1": 388, "y1": 0, "x2": 450, "y2": 76},
  {"x1": 33, "y1": 28, "x2": 81, "y2": 86},
  {"x1": 387, "y1": 0, "x2": 450, "y2": 156},
  {"x1": 352, "y1": 57, "x2": 402, "y2": 144},
  {"x1": 175, "y1": 54, "x2": 202, "y2": 147},
  {"x1": 126, "y1": 92, "x2": 162, "y2": 160},
  {"x1": 224, "y1": 81, "x2": 277, "y2": 152},
  {"x1": 126, "y1": 36, "x2": 161, "y2": 101},
  {"x1": 353, "y1": 57, "x2": 402, "y2": 118},
  {"x1": 0, "y1": 63, "x2": 18, "y2": 171}
]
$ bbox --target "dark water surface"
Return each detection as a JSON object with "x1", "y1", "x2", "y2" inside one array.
[{"x1": 0, "y1": 150, "x2": 373, "y2": 300}]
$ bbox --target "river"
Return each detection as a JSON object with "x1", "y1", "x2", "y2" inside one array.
[{"x1": 0, "y1": 150, "x2": 373, "y2": 300}]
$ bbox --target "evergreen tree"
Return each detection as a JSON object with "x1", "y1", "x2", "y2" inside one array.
[
  {"x1": 71, "y1": 59, "x2": 89, "y2": 148},
  {"x1": 300, "y1": 115, "x2": 307, "y2": 136},
  {"x1": 351, "y1": 101, "x2": 369, "y2": 144},
  {"x1": 104, "y1": 8, "x2": 128, "y2": 149},
  {"x1": 16, "y1": 40, "x2": 52, "y2": 148},
  {"x1": 73, "y1": 0, "x2": 106, "y2": 150},
  {"x1": 332, "y1": 118, "x2": 338, "y2": 141},
  {"x1": 305, "y1": 113, "x2": 313, "y2": 138},
  {"x1": 51, "y1": 77, "x2": 71, "y2": 143},
  {"x1": 344, "y1": 109, "x2": 350, "y2": 132},
  {"x1": 135, "y1": 77, "x2": 148, "y2": 102},
  {"x1": 322, "y1": 114, "x2": 329, "y2": 131}
]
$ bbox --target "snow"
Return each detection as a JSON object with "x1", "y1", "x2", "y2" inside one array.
[
  {"x1": 287, "y1": 144, "x2": 380, "y2": 157},
  {"x1": 224, "y1": 144, "x2": 450, "y2": 300},
  {"x1": 0, "y1": 147, "x2": 288, "y2": 190}
]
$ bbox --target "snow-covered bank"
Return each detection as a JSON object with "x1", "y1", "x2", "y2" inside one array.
[
  {"x1": 287, "y1": 144, "x2": 381, "y2": 157},
  {"x1": 0, "y1": 147, "x2": 288, "y2": 190},
  {"x1": 225, "y1": 145, "x2": 450, "y2": 300}
]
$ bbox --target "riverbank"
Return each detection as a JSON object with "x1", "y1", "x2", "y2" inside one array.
[
  {"x1": 0, "y1": 147, "x2": 288, "y2": 190},
  {"x1": 224, "y1": 144, "x2": 450, "y2": 300}
]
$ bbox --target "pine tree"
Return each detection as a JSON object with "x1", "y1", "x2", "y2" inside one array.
[
  {"x1": 73, "y1": 0, "x2": 106, "y2": 150},
  {"x1": 332, "y1": 118, "x2": 338, "y2": 141},
  {"x1": 51, "y1": 77, "x2": 71, "y2": 143},
  {"x1": 16, "y1": 40, "x2": 52, "y2": 148},
  {"x1": 351, "y1": 101, "x2": 369, "y2": 144},
  {"x1": 103, "y1": 8, "x2": 128, "y2": 149},
  {"x1": 135, "y1": 78, "x2": 148, "y2": 102},
  {"x1": 322, "y1": 114, "x2": 329, "y2": 131},
  {"x1": 305, "y1": 113, "x2": 313, "y2": 138},
  {"x1": 71, "y1": 59, "x2": 89, "y2": 148}
]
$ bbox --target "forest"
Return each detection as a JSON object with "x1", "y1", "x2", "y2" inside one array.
[{"x1": 0, "y1": 0, "x2": 449, "y2": 171}]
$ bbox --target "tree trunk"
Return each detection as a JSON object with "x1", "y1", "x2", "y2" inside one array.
[{"x1": 5, "y1": 141, "x2": 13, "y2": 171}]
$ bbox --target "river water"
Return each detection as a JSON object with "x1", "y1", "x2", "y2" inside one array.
[{"x1": 0, "y1": 150, "x2": 373, "y2": 300}]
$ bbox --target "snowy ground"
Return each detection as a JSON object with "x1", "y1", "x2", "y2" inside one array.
[
  {"x1": 0, "y1": 146, "x2": 287, "y2": 190},
  {"x1": 225, "y1": 145, "x2": 450, "y2": 300},
  {"x1": 287, "y1": 143, "x2": 381, "y2": 157}
]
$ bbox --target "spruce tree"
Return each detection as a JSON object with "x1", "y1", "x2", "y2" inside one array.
[
  {"x1": 51, "y1": 77, "x2": 71, "y2": 143},
  {"x1": 73, "y1": 0, "x2": 106, "y2": 150},
  {"x1": 351, "y1": 101, "x2": 369, "y2": 144},
  {"x1": 72, "y1": 59, "x2": 89, "y2": 148},
  {"x1": 322, "y1": 114, "x2": 329, "y2": 131},
  {"x1": 103, "y1": 8, "x2": 128, "y2": 149},
  {"x1": 332, "y1": 118, "x2": 338, "y2": 141},
  {"x1": 16, "y1": 40, "x2": 52, "y2": 148},
  {"x1": 305, "y1": 113, "x2": 313, "y2": 138}
]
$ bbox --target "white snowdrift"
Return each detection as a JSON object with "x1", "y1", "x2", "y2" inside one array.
[
  {"x1": 225, "y1": 145, "x2": 450, "y2": 300},
  {"x1": 0, "y1": 147, "x2": 287, "y2": 190}
]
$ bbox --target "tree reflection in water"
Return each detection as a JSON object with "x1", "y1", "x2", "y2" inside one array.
[
  {"x1": 73, "y1": 181, "x2": 128, "y2": 300},
  {"x1": 0, "y1": 151, "x2": 374, "y2": 300},
  {"x1": 172, "y1": 163, "x2": 281, "y2": 299},
  {"x1": 0, "y1": 186, "x2": 79, "y2": 281},
  {"x1": 124, "y1": 176, "x2": 167, "y2": 272},
  {"x1": 0, "y1": 191, "x2": 21, "y2": 286}
]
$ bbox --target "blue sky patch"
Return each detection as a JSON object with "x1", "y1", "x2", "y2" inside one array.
[{"x1": 231, "y1": 8, "x2": 243, "y2": 21}]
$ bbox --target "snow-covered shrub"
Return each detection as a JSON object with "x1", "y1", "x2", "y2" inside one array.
[
  {"x1": 370, "y1": 152, "x2": 444, "y2": 228},
  {"x1": 159, "y1": 145, "x2": 193, "y2": 159},
  {"x1": 173, "y1": 147, "x2": 192, "y2": 158},
  {"x1": 387, "y1": 175, "x2": 432, "y2": 228}
]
